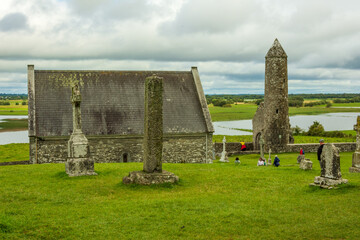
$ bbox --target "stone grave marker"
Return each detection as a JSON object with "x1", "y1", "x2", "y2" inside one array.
[
  {"x1": 299, "y1": 158, "x2": 312, "y2": 170},
  {"x1": 350, "y1": 116, "x2": 360, "y2": 173},
  {"x1": 311, "y1": 143, "x2": 348, "y2": 189},
  {"x1": 123, "y1": 75, "x2": 179, "y2": 185},
  {"x1": 219, "y1": 136, "x2": 229, "y2": 162},
  {"x1": 66, "y1": 83, "x2": 97, "y2": 177}
]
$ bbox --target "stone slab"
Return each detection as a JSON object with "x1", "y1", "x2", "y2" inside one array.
[
  {"x1": 310, "y1": 176, "x2": 348, "y2": 189},
  {"x1": 349, "y1": 167, "x2": 360, "y2": 173},
  {"x1": 352, "y1": 152, "x2": 360, "y2": 168},
  {"x1": 123, "y1": 170, "x2": 179, "y2": 185},
  {"x1": 65, "y1": 157, "x2": 97, "y2": 177},
  {"x1": 299, "y1": 159, "x2": 312, "y2": 170}
]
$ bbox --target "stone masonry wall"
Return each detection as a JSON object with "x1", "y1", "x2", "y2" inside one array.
[
  {"x1": 213, "y1": 142, "x2": 355, "y2": 156},
  {"x1": 214, "y1": 142, "x2": 254, "y2": 155},
  {"x1": 286, "y1": 143, "x2": 355, "y2": 153},
  {"x1": 31, "y1": 134, "x2": 213, "y2": 164}
]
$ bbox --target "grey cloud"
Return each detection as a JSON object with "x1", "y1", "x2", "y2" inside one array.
[
  {"x1": 68, "y1": 0, "x2": 165, "y2": 23},
  {"x1": 0, "y1": 12, "x2": 29, "y2": 32},
  {"x1": 160, "y1": 0, "x2": 257, "y2": 35}
]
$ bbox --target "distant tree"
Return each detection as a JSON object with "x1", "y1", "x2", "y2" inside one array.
[
  {"x1": 22, "y1": 101, "x2": 27, "y2": 105},
  {"x1": 291, "y1": 125, "x2": 304, "y2": 136},
  {"x1": 306, "y1": 121, "x2": 325, "y2": 136},
  {"x1": 212, "y1": 99, "x2": 227, "y2": 107},
  {"x1": 326, "y1": 101, "x2": 332, "y2": 108},
  {"x1": 15, "y1": 102, "x2": 19, "y2": 105},
  {"x1": 254, "y1": 99, "x2": 264, "y2": 105}
]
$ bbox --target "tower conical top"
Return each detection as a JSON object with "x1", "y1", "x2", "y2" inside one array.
[{"x1": 266, "y1": 38, "x2": 287, "y2": 58}]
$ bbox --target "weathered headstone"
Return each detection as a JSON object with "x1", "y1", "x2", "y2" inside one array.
[
  {"x1": 219, "y1": 136, "x2": 229, "y2": 162},
  {"x1": 350, "y1": 116, "x2": 360, "y2": 173},
  {"x1": 65, "y1": 83, "x2": 97, "y2": 177},
  {"x1": 300, "y1": 158, "x2": 312, "y2": 170},
  {"x1": 297, "y1": 155, "x2": 305, "y2": 164},
  {"x1": 268, "y1": 148, "x2": 272, "y2": 165},
  {"x1": 311, "y1": 144, "x2": 348, "y2": 188},
  {"x1": 123, "y1": 75, "x2": 179, "y2": 185}
]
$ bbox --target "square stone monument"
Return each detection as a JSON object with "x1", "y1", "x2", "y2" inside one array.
[
  {"x1": 66, "y1": 83, "x2": 97, "y2": 177},
  {"x1": 311, "y1": 143, "x2": 347, "y2": 188},
  {"x1": 350, "y1": 116, "x2": 360, "y2": 173},
  {"x1": 299, "y1": 158, "x2": 312, "y2": 170},
  {"x1": 123, "y1": 75, "x2": 179, "y2": 185}
]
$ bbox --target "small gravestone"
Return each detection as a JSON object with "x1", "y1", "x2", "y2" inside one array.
[
  {"x1": 297, "y1": 155, "x2": 305, "y2": 164},
  {"x1": 350, "y1": 116, "x2": 360, "y2": 173},
  {"x1": 219, "y1": 136, "x2": 229, "y2": 162},
  {"x1": 123, "y1": 75, "x2": 179, "y2": 185},
  {"x1": 268, "y1": 148, "x2": 272, "y2": 165},
  {"x1": 300, "y1": 158, "x2": 312, "y2": 170},
  {"x1": 311, "y1": 144, "x2": 347, "y2": 189},
  {"x1": 66, "y1": 83, "x2": 97, "y2": 177}
]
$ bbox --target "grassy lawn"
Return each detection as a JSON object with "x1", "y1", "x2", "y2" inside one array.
[
  {"x1": 0, "y1": 151, "x2": 359, "y2": 239},
  {"x1": 209, "y1": 103, "x2": 360, "y2": 122},
  {"x1": 0, "y1": 100, "x2": 28, "y2": 115},
  {"x1": 0, "y1": 144, "x2": 29, "y2": 163}
]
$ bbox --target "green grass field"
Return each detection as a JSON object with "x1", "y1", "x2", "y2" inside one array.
[
  {"x1": 0, "y1": 144, "x2": 29, "y2": 163},
  {"x1": 0, "y1": 152, "x2": 359, "y2": 239},
  {"x1": 0, "y1": 100, "x2": 28, "y2": 115}
]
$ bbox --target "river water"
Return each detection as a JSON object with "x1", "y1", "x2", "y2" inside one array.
[
  {"x1": 0, "y1": 112, "x2": 359, "y2": 144},
  {"x1": 0, "y1": 115, "x2": 28, "y2": 145},
  {"x1": 213, "y1": 112, "x2": 360, "y2": 135}
]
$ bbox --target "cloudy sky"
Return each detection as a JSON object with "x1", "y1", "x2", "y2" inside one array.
[{"x1": 1, "y1": 0, "x2": 360, "y2": 94}]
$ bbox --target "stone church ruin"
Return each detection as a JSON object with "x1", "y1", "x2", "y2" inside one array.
[
  {"x1": 252, "y1": 39, "x2": 293, "y2": 153},
  {"x1": 27, "y1": 65, "x2": 214, "y2": 164}
]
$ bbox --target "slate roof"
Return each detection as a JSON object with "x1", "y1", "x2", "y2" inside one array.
[{"x1": 30, "y1": 69, "x2": 213, "y2": 137}]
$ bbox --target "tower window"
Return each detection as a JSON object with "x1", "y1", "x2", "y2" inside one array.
[{"x1": 276, "y1": 109, "x2": 279, "y2": 114}]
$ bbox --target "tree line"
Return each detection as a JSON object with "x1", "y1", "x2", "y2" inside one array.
[{"x1": 207, "y1": 93, "x2": 360, "y2": 107}]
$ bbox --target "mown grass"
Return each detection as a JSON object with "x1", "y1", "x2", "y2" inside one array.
[
  {"x1": 0, "y1": 144, "x2": 29, "y2": 163},
  {"x1": 0, "y1": 118, "x2": 27, "y2": 132},
  {"x1": 0, "y1": 100, "x2": 28, "y2": 115},
  {"x1": 0, "y1": 151, "x2": 359, "y2": 239},
  {"x1": 209, "y1": 103, "x2": 360, "y2": 122}
]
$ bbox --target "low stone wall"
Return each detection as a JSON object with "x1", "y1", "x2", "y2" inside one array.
[
  {"x1": 214, "y1": 142, "x2": 254, "y2": 155},
  {"x1": 286, "y1": 143, "x2": 356, "y2": 153},
  {"x1": 30, "y1": 134, "x2": 213, "y2": 164},
  {"x1": 213, "y1": 142, "x2": 355, "y2": 156}
]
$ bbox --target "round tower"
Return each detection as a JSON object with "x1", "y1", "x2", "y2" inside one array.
[{"x1": 263, "y1": 39, "x2": 290, "y2": 152}]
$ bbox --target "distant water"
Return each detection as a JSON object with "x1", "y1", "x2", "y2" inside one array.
[
  {"x1": 213, "y1": 112, "x2": 360, "y2": 135},
  {"x1": 1, "y1": 113, "x2": 359, "y2": 143},
  {"x1": 0, "y1": 115, "x2": 28, "y2": 144}
]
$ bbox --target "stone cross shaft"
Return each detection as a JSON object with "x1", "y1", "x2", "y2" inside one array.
[
  {"x1": 354, "y1": 116, "x2": 360, "y2": 152},
  {"x1": 222, "y1": 136, "x2": 226, "y2": 152},
  {"x1": 143, "y1": 75, "x2": 163, "y2": 173},
  {"x1": 72, "y1": 83, "x2": 82, "y2": 133}
]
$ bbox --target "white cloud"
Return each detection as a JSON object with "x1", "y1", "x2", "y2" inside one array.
[{"x1": 0, "y1": 0, "x2": 359, "y2": 93}]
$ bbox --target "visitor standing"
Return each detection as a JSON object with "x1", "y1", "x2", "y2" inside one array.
[{"x1": 317, "y1": 139, "x2": 325, "y2": 168}]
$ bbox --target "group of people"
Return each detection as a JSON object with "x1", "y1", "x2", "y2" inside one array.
[{"x1": 257, "y1": 155, "x2": 280, "y2": 167}]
